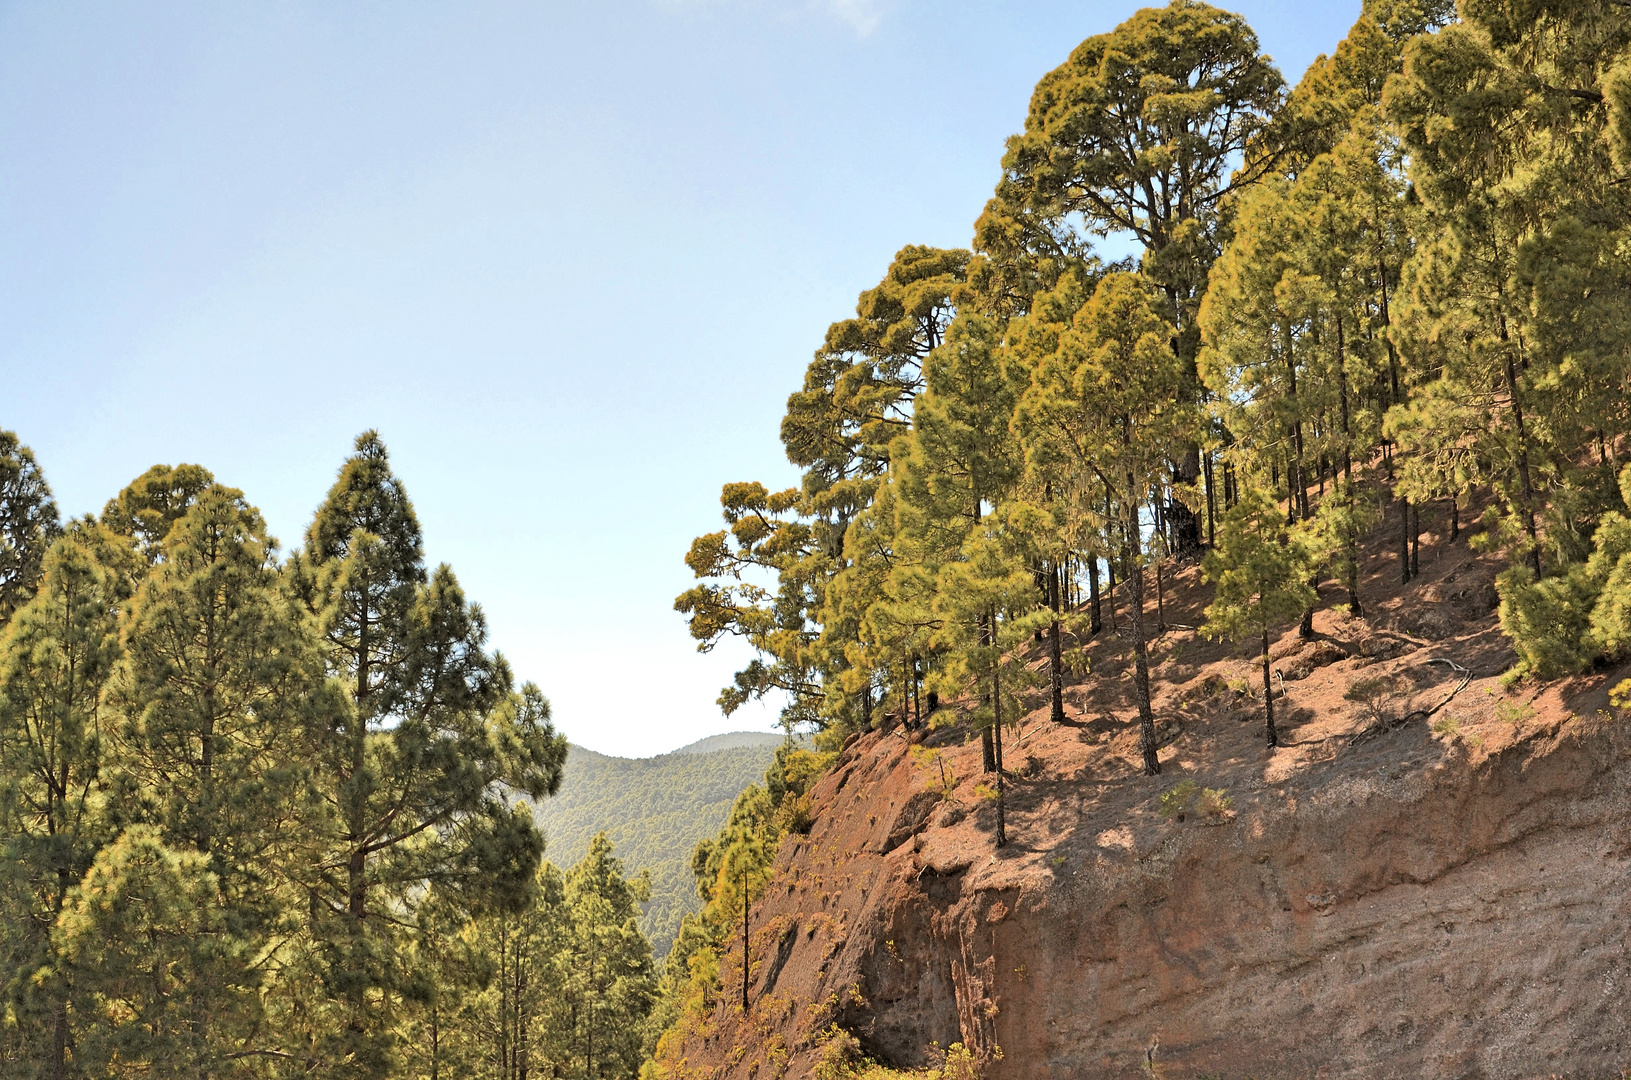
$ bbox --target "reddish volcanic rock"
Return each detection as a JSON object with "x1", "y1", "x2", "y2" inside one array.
[{"x1": 662, "y1": 508, "x2": 1631, "y2": 1080}]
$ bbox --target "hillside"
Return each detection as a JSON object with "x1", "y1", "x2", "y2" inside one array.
[
  {"x1": 529, "y1": 734, "x2": 783, "y2": 956},
  {"x1": 673, "y1": 732, "x2": 788, "y2": 754},
  {"x1": 652, "y1": 498, "x2": 1631, "y2": 1079}
]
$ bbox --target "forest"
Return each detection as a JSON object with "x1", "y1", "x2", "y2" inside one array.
[
  {"x1": 528, "y1": 737, "x2": 783, "y2": 959},
  {"x1": 0, "y1": 433, "x2": 658, "y2": 1077},
  {"x1": 658, "y1": 0, "x2": 1631, "y2": 1074},
  {"x1": 5, "y1": 0, "x2": 1631, "y2": 1076}
]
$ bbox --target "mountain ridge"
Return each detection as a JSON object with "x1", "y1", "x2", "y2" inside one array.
[{"x1": 528, "y1": 734, "x2": 784, "y2": 956}]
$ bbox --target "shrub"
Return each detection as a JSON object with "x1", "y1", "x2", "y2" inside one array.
[
  {"x1": 1195, "y1": 787, "x2": 1233, "y2": 823},
  {"x1": 1345, "y1": 673, "x2": 1404, "y2": 726},
  {"x1": 1494, "y1": 699, "x2": 1535, "y2": 726},
  {"x1": 1157, "y1": 780, "x2": 1198, "y2": 820}
]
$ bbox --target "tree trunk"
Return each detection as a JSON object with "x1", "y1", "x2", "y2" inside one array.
[
  {"x1": 1155, "y1": 559, "x2": 1166, "y2": 633},
  {"x1": 1088, "y1": 558, "x2": 1102, "y2": 634},
  {"x1": 1379, "y1": 254, "x2": 1401, "y2": 407},
  {"x1": 1105, "y1": 554, "x2": 1117, "y2": 633},
  {"x1": 1337, "y1": 315, "x2": 1362, "y2": 616},
  {"x1": 1261, "y1": 625, "x2": 1277, "y2": 748},
  {"x1": 911, "y1": 656, "x2": 922, "y2": 729},
  {"x1": 1501, "y1": 350, "x2": 1542, "y2": 577},
  {"x1": 1203, "y1": 450, "x2": 1217, "y2": 548},
  {"x1": 1410, "y1": 502, "x2": 1421, "y2": 578},
  {"x1": 430, "y1": 1005, "x2": 440, "y2": 1080},
  {"x1": 1399, "y1": 495, "x2": 1412, "y2": 585},
  {"x1": 1170, "y1": 447, "x2": 1204, "y2": 554},
  {"x1": 1126, "y1": 487, "x2": 1160, "y2": 776},
  {"x1": 1287, "y1": 351, "x2": 1308, "y2": 524},
  {"x1": 992, "y1": 646, "x2": 1007, "y2": 848},
  {"x1": 1047, "y1": 561, "x2": 1065, "y2": 724},
  {"x1": 977, "y1": 613, "x2": 996, "y2": 771}
]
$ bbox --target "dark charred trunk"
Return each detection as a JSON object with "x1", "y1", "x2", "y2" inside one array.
[
  {"x1": 1088, "y1": 557, "x2": 1102, "y2": 634},
  {"x1": 1170, "y1": 448, "x2": 1203, "y2": 554},
  {"x1": 1501, "y1": 351, "x2": 1542, "y2": 577},
  {"x1": 1127, "y1": 485, "x2": 1160, "y2": 776},
  {"x1": 1399, "y1": 496, "x2": 1412, "y2": 585},
  {"x1": 1410, "y1": 502, "x2": 1421, "y2": 578},
  {"x1": 1203, "y1": 450, "x2": 1217, "y2": 547},
  {"x1": 992, "y1": 639, "x2": 1007, "y2": 848},
  {"x1": 1048, "y1": 561, "x2": 1065, "y2": 724},
  {"x1": 1262, "y1": 625, "x2": 1277, "y2": 748}
]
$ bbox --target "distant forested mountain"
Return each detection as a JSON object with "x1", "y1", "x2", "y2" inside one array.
[{"x1": 529, "y1": 734, "x2": 784, "y2": 956}]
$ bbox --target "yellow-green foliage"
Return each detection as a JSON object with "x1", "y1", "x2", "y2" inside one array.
[
  {"x1": 1158, "y1": 780, "x2": 1199, "y2": 819},
  {"x1": 812, "y1": 1025, "x2": 989, "y2": 1080},
  {"x1": 1500, "y1": 488, "x2": 1631, "y2": 679},
  {"x1": 644, "y1": 746, "x2": 834, "y2": 1075},
  {"x1": 1157, "y1": 781, "x2": 1231, "y2": 823}
]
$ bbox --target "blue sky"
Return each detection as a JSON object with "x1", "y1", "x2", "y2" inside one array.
[{"x1": 1, "y1": 0, "x2": 1360, "y2": 757}]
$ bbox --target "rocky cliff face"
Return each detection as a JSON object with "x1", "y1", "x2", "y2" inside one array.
[{"x1": 660, "y1": 533, "x2": 1631, "y2": 1080}]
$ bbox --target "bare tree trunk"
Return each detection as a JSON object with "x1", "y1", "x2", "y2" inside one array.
[
  {"x1": 911, "y1": 656, "x2": 921, "y2": 729},
  {"x1": 1261, "y1": 625, "x2": 1277, "y2": 748},
  {"x1": 1399, "y1": 495, "x2": 1412, "y2": 584},
  {"x1": 1501, "y1": 350, "x2": 1542, "y2": 577},
  {"x1": 992, "y1": 638, "x2": 1007, "y2": 848},
  {"x1": 1336, "y1": 315, "x2": 1362, "y2": 616},
  {"x1": 1106, "y1": 552, "x2": 1118, "y2": 632},
  {"x1": 1126, "y1": 485, "x2": 1160, "y2": 776},
  {"x1": 1410, "y1": 502, "x2": 1421, "y2": 578},
  {"x1": 978, "y1": 614, "x2": 996, "y2": 772},
  {"x1": 1155, "y1": 559, "x2": 1166, "y2": 633},
  {"x1": 1203, "y1": 450, "x2": 1217, "y2": 547},
  {"x1": 1170, "y1": 447, "x2": 1204, "y2": 554},
  {"x1": 1047, "y1": 561, "x2": 1064, "y2": 724},
  {"x1": 1088, "y1": 557, "x2": 1102, "y2": 634}
]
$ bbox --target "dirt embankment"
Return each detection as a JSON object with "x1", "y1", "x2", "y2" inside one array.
[{"x1": 665, "y1": 501, "x2": 1631, "y2": 1080}]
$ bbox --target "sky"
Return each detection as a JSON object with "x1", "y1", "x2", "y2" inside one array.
[{"x1": 0, "y1": 0, "x2": 1361, "y2": 759}]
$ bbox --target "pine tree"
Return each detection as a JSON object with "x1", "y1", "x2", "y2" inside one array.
[
  {"x1": 1018, "y1": 271, "x2": 1192, "y2": 775},
  {"x1": 892, "y1": 312, "x2": 1024, "y2": 771},
  {"x1": 102, "y1": 463, "x2": 216, "y2": 567},
  {"x1": 556, "y1": 835, "x2": 655, "y2": 1080},
  {"x1": 674, "y1": 481, "x2": 825, "y2": 728},
  {"x1": 1201, "y1": 489, "x2": 1322, "y2": 748},
  {"x1": 0, "y1": 430, "x2": 60, "y2": 626},
  {"x1": 0, "y1": 528, "x2": 124, "y2": 1079},
  {"x1": 930, "y1": 522, "x2": 1043, "y2": 847},
  {"x1": 90, "y1": 485, "x2": 334, "y2": 1071},
  {"x1": 112, "y1": 485, "x2": 328, "y2": 891},
  {"x1": 1386, "y1": 1, "x2": 1631, "y2": 582},
  {"x1": 52, "y1": 826, "x2": 242, "y2": 1079},
  {"x1": 290, "y1": 431, "x2": 564, "y2": 1074},
  {"x1": 990, "y1": 0, "x2": 1286, "y2": 551}
]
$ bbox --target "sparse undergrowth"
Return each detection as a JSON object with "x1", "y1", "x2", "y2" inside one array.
[{"x1": 813, "y1": 1026, "x2": 992, "y2": 1080}]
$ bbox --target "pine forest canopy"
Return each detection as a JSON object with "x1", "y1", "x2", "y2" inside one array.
[
  {"x1": 0, "y1": 427, "x2": 669, "y2": 1078},
  {"x1": 659, "y1": 5, "x2": 1631, "y2": 1066}
]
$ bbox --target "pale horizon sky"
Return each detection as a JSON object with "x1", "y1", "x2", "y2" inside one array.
[{"x1": 2, "y1": 0, "x2": 1361, "y2": 758}]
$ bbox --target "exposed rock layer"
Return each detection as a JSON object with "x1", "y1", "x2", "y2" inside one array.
[{"x1": 666, "y1": 529, "x2": 1631, "y2": 1079}]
